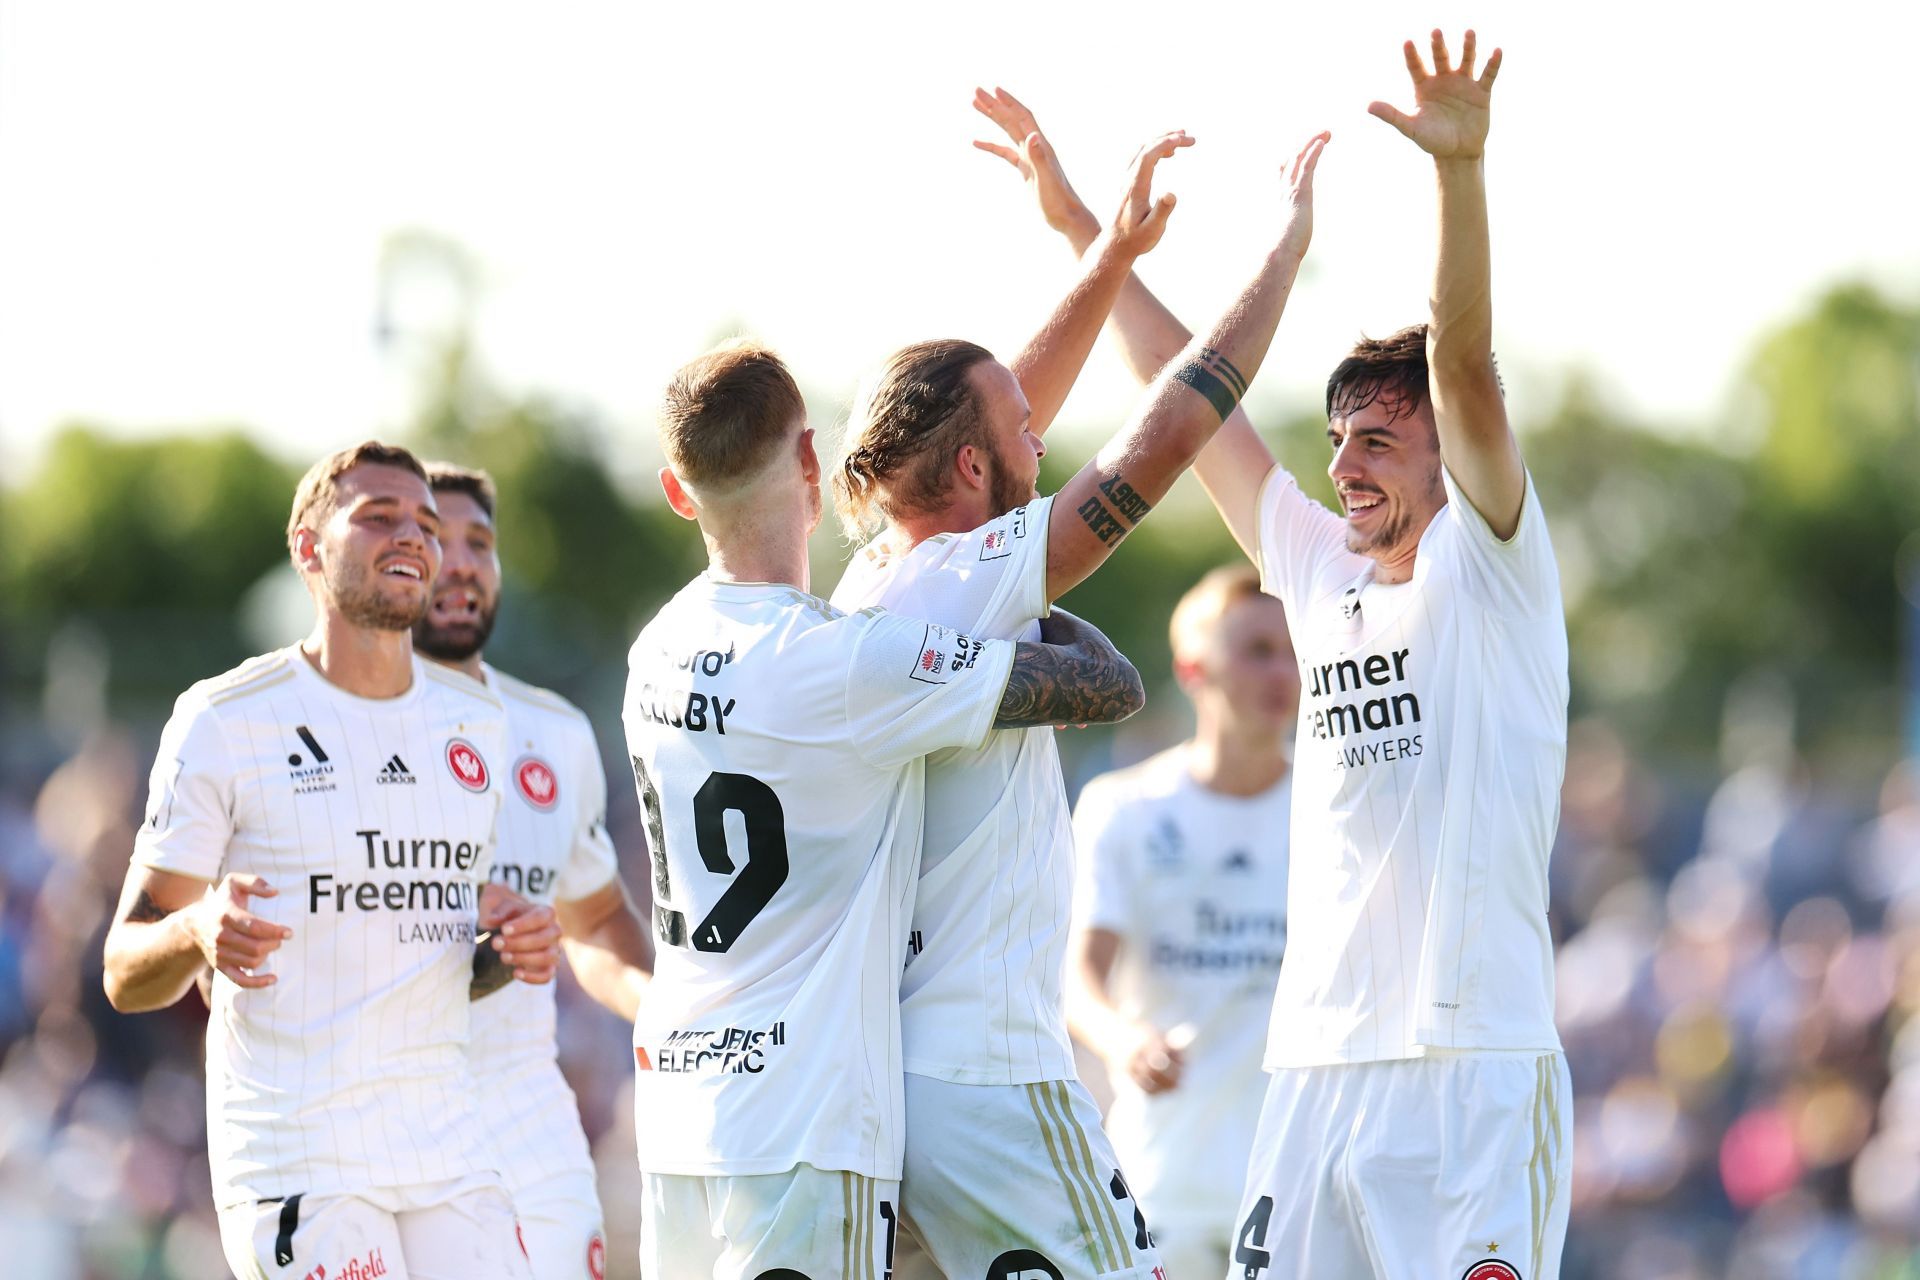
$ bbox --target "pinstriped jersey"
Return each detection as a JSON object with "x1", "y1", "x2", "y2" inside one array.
[
  {"x1": 829, "y1": 497, "x2": 1078, "y2": 1085},
  {"x1": 466, "y1": 663, "x2": 620, "y2": 1191},
  {"x1": 623, "y1": 576, "x2": 1016, "y2": 1178},
  {"x1": 131, "y1": 647, "x2": 510, "y2": 1205},
  {"x1": 1254, "y1": 466, "x2": 1567, "y2": 1067}
]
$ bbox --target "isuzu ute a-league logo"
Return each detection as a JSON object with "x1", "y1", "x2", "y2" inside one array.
[
  {"x1": 514, "y1": 754, "x2": 559, "y2": 811},
  {"x1": 287, "y1": 725, "x2": 338, "y2": 795},
  {"x1": 444, "y1": 738, "x2": 490, "y2": 792}
]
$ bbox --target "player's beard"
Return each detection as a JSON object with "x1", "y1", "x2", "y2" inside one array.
[
  {"x1": 414, "y1": 593, "x2": 499, "y2": 662},
  {"x1": 987, "y1": 439, "x2": 1036, "y2": 518},
  {"x1": 1346, "y1": 465, "x2": 1442, "y2": 559},
  {"x1": 328, "y1": 555, "x2": 430, "y2": 631}
]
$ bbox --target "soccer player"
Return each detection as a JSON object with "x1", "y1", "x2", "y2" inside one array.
[
  {"x1": 414, "y1": 462, "x2": 654, "y2": 1280},
  {"x1": 624, "y1": 341, "x2": 1147, "y2": 1279},
  {"x1": 829, "y1": 122, "x2": 1325, "y2": 1280},
  {"x1": 102, "y1": 442, "x2": 563, "y2": 1280},
  {"x1": 1066, "y1": 565, "x2": 1295, "y2": 1280},
  {"x1": 980, "y1": 32, "x2": 1572, "y2": 1278}
]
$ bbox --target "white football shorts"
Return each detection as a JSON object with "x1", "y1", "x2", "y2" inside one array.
[
  {"x1": 216, "y1": 1174, "x2": 533, "y2": 1280},
  {"x1": 640, "y1": 1163, "x2": 899, "y2": 1279},
  {"x1": 511, "y1": 1165, "x2": 607, "y2": 1280},
  {"x1": 894, "y1": 1074, "x2": 1165, "y2": 1280},
  {"x1": 1231, "y1": 1050, "x2": 1571, "y2": 1280}
]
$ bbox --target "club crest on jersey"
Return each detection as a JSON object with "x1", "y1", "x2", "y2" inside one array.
[
  {"x1": 1462, "y1": 1260, "x2": 1521, "y2": 1280},
  {"x1": 513, "y1": 755, "x2": 559, "y2": 811},
  {"x1": 444, "y1": 738, "x2": 490, "y2": 792},
  {"x1": 587, "y1": 1234, "x2": 606, "y2": 1280}
]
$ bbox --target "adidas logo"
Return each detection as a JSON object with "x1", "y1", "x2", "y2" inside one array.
[{"x1": 376, "y1": 754, "x2": 417, "y2": 786}]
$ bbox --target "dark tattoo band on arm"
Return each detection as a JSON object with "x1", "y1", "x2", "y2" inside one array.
[
  {"x1": 471, "y1": 934, "x2": 514, "y2": 1000},
  {"x1": 123, "y1": 889, "x2": 172, "y2": 924},
  {"x1": 1076, "y1": 496, "x2": 1129, "y2": 546},
  {"x1": 1096, "y1": 473, "x2": 1152, "y2": 522},
  {"x1": 1172, "y1": 346, "x2": 1248, "y2": 422},
  {"x1": 994, "y1": 636, "x2": 1145, "y2": 730}
]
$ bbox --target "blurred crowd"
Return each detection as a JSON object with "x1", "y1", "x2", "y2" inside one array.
[{"x1": 2, "y1": 711, "x2": 1916, "y2": 1279}]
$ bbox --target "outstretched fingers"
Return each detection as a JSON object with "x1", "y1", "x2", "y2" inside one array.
[
  {"x1": 1430, "y1": 29, "x2": 1452, "y2": 75},
  {"x1": 1288, "y1": 130, "x2": 1332, "y2": 187},
  {"x1": 972, "y1": 138, "x2": 1023, "y2": 168},
  {"x1": 1479, "y1": 46, "x2": 1503, "y2": 88},
  {"x1": 1459, "y1": 29, "x2": 1477, "y2": 77},
  {"x1": 1401, "y1": 38, "x2": 1428, "y2": 82}
]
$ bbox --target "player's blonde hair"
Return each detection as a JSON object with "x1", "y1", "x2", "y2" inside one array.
[
  {"x1": 286, "y1": 441, "x2": 430, "y2": 560},
  {"x1": 833, "y1": 338, "x2": 996, "y2": 540},
  {"x1": 658, "y1": 340, "x2": 806, "y2": 496},
  {"x1": 1168, "y1": 564, "x2": 1279, "y2": 668}
]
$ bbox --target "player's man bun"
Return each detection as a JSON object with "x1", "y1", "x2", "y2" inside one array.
[{"x1": 834, "y1": 338, "x2": 996, "y2": 541}]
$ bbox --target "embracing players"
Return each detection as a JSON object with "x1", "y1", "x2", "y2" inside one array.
[
  {"x1": 103, "y1": 442, "x2": 561, "y2": 1280},
  {"x1": 830, "y1": 121, "x2": 1325, "y2": 1278},
  {"x1": 413, "y1": 462, "x2": 654, "y2": 1280},
  {"x1": 624, "y1": 341, "x2": 1147, "y2": 1278},
  {"x1": 980, "y1": 30, "x2": 1571, "y2": 1278}
]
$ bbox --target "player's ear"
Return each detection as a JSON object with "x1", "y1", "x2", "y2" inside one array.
[
  {"x1": 954, "y1": 442, "x2": 988, "y2": 493},
  {"x1": 290, "y1": 526, "x2": 323, "y2": 574},
  {"x1": 659, "y1": 468, "x2": 700, "y2": 522},
  {"x1": 797, "y1": 427, "x2": 820, "y2": 486}
]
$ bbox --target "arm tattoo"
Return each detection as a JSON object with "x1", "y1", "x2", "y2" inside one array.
[
  {"x1": 1075, "y1": 470, "x2": 1155, "y2": 547},
  {"x1": 471, "y1": 935, "x2": 514, "y2": 1000},
  {"x1": 1172, "y1": 346, "x2": 1248, "y2": 422},
  {"x1": 123, "y1": 889, "x2": 172, "y2": 924},
  {"x1": 995, "y1": 635, "x2": 1145, "y2": 730}
]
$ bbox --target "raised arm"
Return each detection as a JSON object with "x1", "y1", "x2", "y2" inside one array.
[
  {"x1": 1036, "y1": 134, "x2": 1326, "y2": 599},
  {"x1": 990, "y1": 125, "x2": 1187, "y2": 438},
  {"x1": 994, "y1": 607, "x2": 1144, "y2": 729},
  {"x1": 104, "y1": 867, "x2": 291, "y2": 1012},
  {"x1": 974, "y1": 89, "x2": 1281, "y2": 561},
  {"x1": 1370, "y1": 30, "x2": 1523, "y2": 537}
]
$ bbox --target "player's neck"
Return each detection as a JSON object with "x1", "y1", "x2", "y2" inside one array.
[
  {"x1": 892, "y1": 494, "x2": 989, "y2": 551},
  {"x1": 699, "y1": 495, "x2": 814, "y2": 591},
  {"x1": 300, "y1": 615, "x2": 415, "y2": 699},
  {"x1": 1187, "y1": 721, "x2": 1290, "y2": 797}
]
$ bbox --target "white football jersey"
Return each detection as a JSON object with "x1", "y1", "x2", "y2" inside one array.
[
  {"x1": 466, "y1": 664, "x2": 620, "y2": 1191},
  {"x1": 1254, "y1": 466, "x2": 1567, "y2": 1066},
  {"x1": 622, "y1": 576, "x2": 1015, "y2": 1178},
  {"x1": 131, "y1": 647, "x2": 510, "y2": 1206},
  {"x1": 1071, "y1": 744, "x2": 1290, "y2": 1224},
  {"x1": 829, "y1": 497, "x2": 1078, "y2": 1085}
]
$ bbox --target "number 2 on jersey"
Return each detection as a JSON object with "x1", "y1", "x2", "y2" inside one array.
[{"x1": 631, "y1": 756, "x2": 790, "y2": 952}]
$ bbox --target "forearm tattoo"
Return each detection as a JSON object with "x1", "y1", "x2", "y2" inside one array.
[
  {"x1": 1075, "y1": 470, "x2": 1155, "y2": 547},
  {"x1": 471, "y1": 935, "x2": 514, "y2": 1001},
  {"x1": 123, "y1": 889, "x2": 172, "y2": 924},
  {"x1": 995, "y1": 639, "x2": 1145, "y2": 730},
  {"x1": 1172, "y1": 346, "x2": 1248, "y2": 422}
]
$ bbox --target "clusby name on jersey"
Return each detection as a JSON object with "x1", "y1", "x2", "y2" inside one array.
[
  {"x1": 829, "y1": 496, "x2": 1080, "y2": 1085},
  {"x1": 468, "y1": 666, "x2": 619, "y2": 1198},
  {"x1": 132, "y1": 647, "x2": 510, "y2": 1206},
  {"x1": 1255, "y1": 465, "x2": 1567, "y2": 1066},
  {"x1": 622, "y1": 576, "x2": 1015, "y2": 1180}
]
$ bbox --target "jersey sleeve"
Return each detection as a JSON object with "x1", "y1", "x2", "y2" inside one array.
[
  {"x1": 843, "y1": 610, "x2": 1017, "y2": 769},
  {"x1": 1070, "y1": 776, "x2": 1137, "y2": 934},
  {"x1": 554, "y1": 721, "x2": 621, "y2": 902},
  {"x1": 1254, "y1": 464, "x2": 1352, "y2": 616},
  {"x1": 131, "y1": 693, "x2": 235, "y2": 883},
  {"x1": 1438, "y1": 466, "x2": 1563, "y2": 617}
]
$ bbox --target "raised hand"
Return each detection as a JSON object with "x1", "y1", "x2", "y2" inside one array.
[
  {"x1": 971, "y1": 87, "x2": 1100, "y2": 237},
  {"x1": 1105, "y1": 129, "x2": 1187, "y2": 260},
  {"x1": 1278, "y1": 131, "x2": 1331, "y2": 262},
  {"x1": 1368, "y1": 29, "x2": 1502, "y2": 161},
  {"x1": 182, "y1": 874, "x2": 292, "y2": 989}
]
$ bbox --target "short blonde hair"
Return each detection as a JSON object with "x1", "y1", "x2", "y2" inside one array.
[
  {"x1": 1168, "y1": 564, "x2": 1279, "y2": 666},
  {"x1": 286, "y1": 441, "x2": 429, "y2": 559},
  {"x1": 659, "y1": 340, "x2": 806, "y2": 494}
]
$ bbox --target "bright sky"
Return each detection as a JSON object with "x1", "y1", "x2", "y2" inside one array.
[{"x1": 3, "y1": 0, "x2": 1916, "y2": 481}]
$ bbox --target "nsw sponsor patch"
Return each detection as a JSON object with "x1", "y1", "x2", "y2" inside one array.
[{"x1": 908, "y1": 624, "x2": 986, "y2": 686}]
